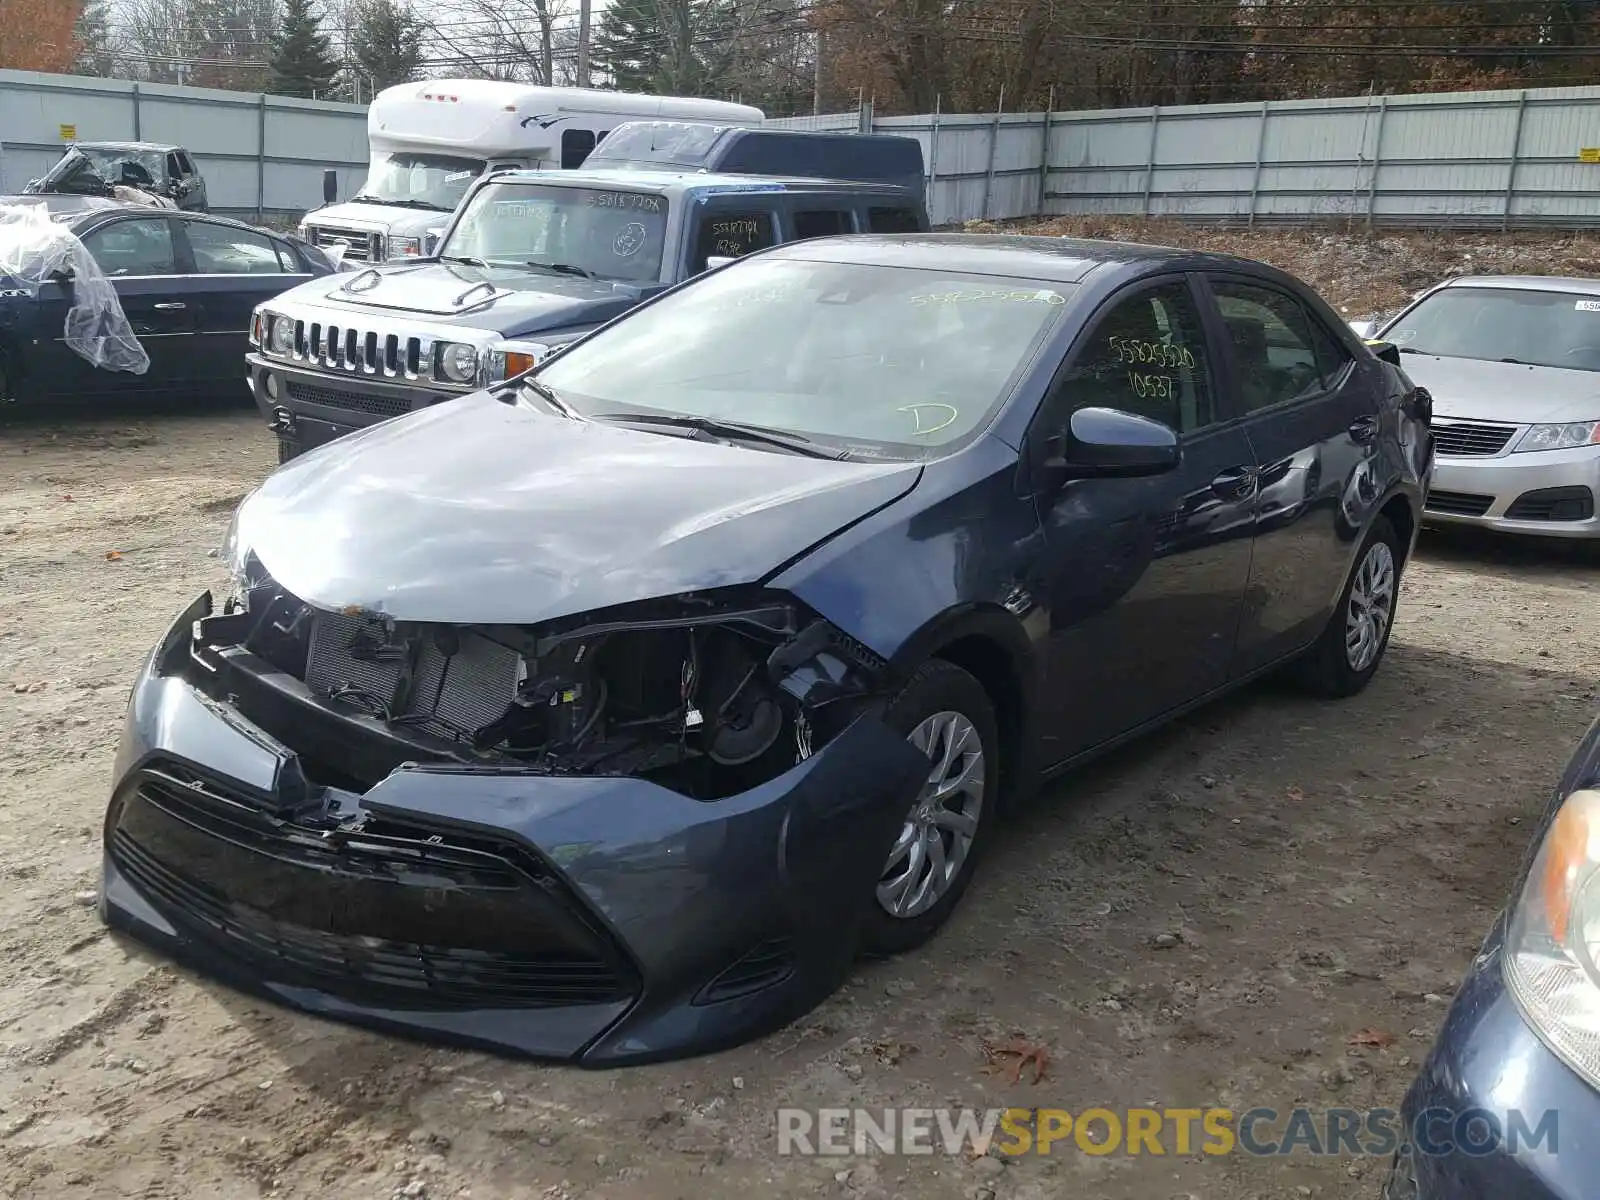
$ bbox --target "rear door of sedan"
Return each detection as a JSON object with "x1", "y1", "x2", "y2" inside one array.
[
  {"x1": 1199, "y1": 272, "x2": 1383, "y2": 674},
  {"x1": 172, "y1": 216, "x2": 317, "y2": 386}
]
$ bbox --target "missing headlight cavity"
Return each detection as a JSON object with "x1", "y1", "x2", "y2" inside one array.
[{"x1": 199, "y1": 584, "x2": 887, "y2": 799}]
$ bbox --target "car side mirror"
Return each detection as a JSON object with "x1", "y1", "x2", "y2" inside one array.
[
  {"x1": 1043, "y1": 406, "x2": 1181, "y2": 481},
  {"x1": 1365, "y1": 339, "x2": 1402, "y2": 367},
  {"x1": 322, "y1": 169, "x2": 338, "y2": 205},
  {"x1": 704, "y1": 255, "x2": 736, "y2": 273}
]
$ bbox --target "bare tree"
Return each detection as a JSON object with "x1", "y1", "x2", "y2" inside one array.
[
  {"x1": 426, "y1": 0, "x2": 574, "y2": 85},
  {"x1": 119, "y1": 0, "x2": 279, "y2": 90}
]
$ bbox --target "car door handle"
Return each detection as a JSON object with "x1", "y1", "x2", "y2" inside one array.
[
  {"x1": 153, "y1": 301, "x2": 186, "y2": 311},
  {"x1": 1211, "y1": 466, "x2": 1258, "y2": 501},
  {"x1": 1348, "y1": 415, "x2": 1379, "y2": 443}
]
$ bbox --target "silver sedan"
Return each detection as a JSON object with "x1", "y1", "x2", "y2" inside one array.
[{"x1": 1357, "y1": 276, "x2": 1600, "y2": 539}]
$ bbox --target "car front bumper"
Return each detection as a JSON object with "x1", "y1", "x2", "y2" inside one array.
[
  {"x1": 248, "y1": 354, "x2": 465, "y2": 457},
  {"x1": 1385, "y1": 920, "x2": 1593, "y2": 1200},
  {"x1": 101, "y1": 593, "x2": 927, "y2": 1066},
  {"x1": 1422, "y1": 445, "x2": 1600, "y2": 539}
]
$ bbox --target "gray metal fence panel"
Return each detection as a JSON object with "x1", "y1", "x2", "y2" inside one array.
[
  {"x1": 0, "y1": 69, "x2": 368, "y2": 219},
  {"x1": 775, "y1": 83, "x2": 1600, "y2": 229}
]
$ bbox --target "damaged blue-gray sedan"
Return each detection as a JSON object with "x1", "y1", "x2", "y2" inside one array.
[{"x1": 99, "y1": 234, "x2": 1433, "y2": 1064}]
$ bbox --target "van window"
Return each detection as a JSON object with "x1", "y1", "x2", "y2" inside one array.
[
  {"x1": 792, "y1": 209, "x2": 853, "y2": 240},
  {"x1": 562, "y1": 129, "x2": 597, "y2": 169},
  {"x1": 692, "y1": 210, "x2": 776, "y2": 272},
  {"x1": 868, "y1": 206, "x2": 921, "y2": 233}
]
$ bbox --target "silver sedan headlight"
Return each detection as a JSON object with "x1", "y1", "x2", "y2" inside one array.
[
  {"x1": 1514, "y1": 421, "x2": 1600, "y2": 453},
  {"x1": 435, "y1": 341, "x2": 480, "y2": 384}
]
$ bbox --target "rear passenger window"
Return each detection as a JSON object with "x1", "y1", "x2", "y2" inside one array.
[
  {"x1": 561, "y1": 129, "x2": 597, "y2": 169},
  {"x1": 692, "y1": 210, "x2": 775, "y2": 272},
  {"x1": 792, "y1": 209, "x2": 852, "y2": 240},
  {"x1": 1047, "y1": 281, "x2": 1215, "y2": 434},
  {"x1": 868, "y1": 206, "x2": 921, "y2": 233},
  {"x1": 1210, "y1": 280, "x2": 1327, "y2": 412}
]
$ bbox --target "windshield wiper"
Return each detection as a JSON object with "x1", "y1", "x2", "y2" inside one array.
[
  {"x1": 439, "y1": 254, "x2": 489, "y2": 268},
  {"x1": 350, "y1": 196, "x2": 448, "y2": 211},
  {"x1": 591, "y1": 412, "x2": 847, "y2": 459},
  {"x1": 519, "y1": 377, "x2": 584, "y2": 421},
  {"x1": 524, "y1": 261, "x2": 595, "y2": 279}
]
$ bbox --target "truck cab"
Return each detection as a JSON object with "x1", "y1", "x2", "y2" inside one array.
[
  {"x1": 251, "y1": 123, "x2": 930, "y2": 462},
  {"x1": 299, "y1": 82, "x2": 764, "y2": 265}
]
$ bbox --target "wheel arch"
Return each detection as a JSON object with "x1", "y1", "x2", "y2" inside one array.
[{"x1": 888, "y1": 604, "x2": 1040, "y2": 812}]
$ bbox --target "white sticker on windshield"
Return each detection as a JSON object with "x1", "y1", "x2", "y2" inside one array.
[
  {"x1": 445, "y1": 171, "x2": 475, "y2": 182},
  {"x1": 1577, "y1": 299, "x2": 1600, "y2": 312}
]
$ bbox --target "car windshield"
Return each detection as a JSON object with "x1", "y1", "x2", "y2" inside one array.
[
  {"x1": 356, "y1": 151, "x2": 485, "y2": 211},
  {"x1": 43, "y1": 147, "x2": 164, "y2": 192},
  {"x1": 1386, "y1": 286, "x2": 1600, "y2": 372},
  {"x1": 532, "y1": 257, "x2": 1074, "y2": 458},
  {"x1": 442, "y1": 181, "x2": 670, "y2": 284}
]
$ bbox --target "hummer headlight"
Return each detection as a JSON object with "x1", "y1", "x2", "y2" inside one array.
[
  {"x1": 267, "y1": 313, "x2": 295, "y2": 356},
  {"x1": 436, "y1": 342, "x2": 480, "y2": 384}
]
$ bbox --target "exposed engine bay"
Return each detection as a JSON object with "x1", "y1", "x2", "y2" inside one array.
[{"x1": 189, "y1": 567, "x2": 888, "y2": 797}]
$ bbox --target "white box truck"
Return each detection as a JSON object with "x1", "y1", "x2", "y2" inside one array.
[{"x1": 300, "y1": 80, "x2": 764, "y2": 264}]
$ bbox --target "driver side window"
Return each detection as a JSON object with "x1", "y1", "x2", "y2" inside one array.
[{"x1": 1044, "y1": 281, "x2": 1216, "y2": 435}]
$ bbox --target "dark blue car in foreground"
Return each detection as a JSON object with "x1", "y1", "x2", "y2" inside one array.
[
  {"x1": 1387, "y1": 713, "x2": 1600, "y2": 1199},
  {"x1": 100, "y1": 234, "x2": 1432, "y2": 1064}
]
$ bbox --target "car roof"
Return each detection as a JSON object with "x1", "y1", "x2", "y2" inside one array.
[
  {"x1": 756, "y1": 233, "x2": 1268, "y2": 285},
  {"x1": 63, "y1": 206, "x2": 281, "y2": 237},
  {"x1": 481, "y1": 166, "x2": 914, "y2": 198},
  {"x1": 74, "y1": 140, "x2": 180, "y2": 153},
  {"x1": 1439, "y1": 275, "x2": 1600, "y2": 297}
]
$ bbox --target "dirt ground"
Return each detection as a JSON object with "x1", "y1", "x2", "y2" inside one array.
[{"x1": 3, "y1": 246, "x2": 1600, "y2": 1199}]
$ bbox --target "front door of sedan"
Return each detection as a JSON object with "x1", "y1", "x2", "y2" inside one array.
[
  {"x1": 1028, "y1": 276, "x2": 1258, "y2": 764},
  {"x1": 173, "y1": 217, "x2": 315, "y2": 386},
  {"x1": 31, "y1": 214, "x2": 194, "y2": 399},
  {"x1": 1200, "y1": 275, "x2": 1382, "y2": 674}
]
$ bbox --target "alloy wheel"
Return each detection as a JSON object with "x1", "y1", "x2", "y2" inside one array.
[
  {"x1": 876, "y1": 710, "x2": 985, "y2": 920},
  {"x1": 1345, "y1": 540, "x2": 1396, "y2": 673}
]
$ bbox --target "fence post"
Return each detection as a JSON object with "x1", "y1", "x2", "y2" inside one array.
[
  {"x1": 927, "y1": 94, "x2": 941, "y2": 226},
  {"x1": 131, "y1": 83, "x2": 141, "y2": 141},
  {"x1": 1365, "y1": 94, "x2": 1388, "y2": 230},
  {"x1": 1038, "y1": 86, "x2": 1054, "y2": 216},
  {"x1": 256, "y1": 94, "x2": 268, "y2": 222},
  {"x1": 981, "y1": 85, "x2": 1004, "y2": 221},
  {"x1": 1502, "y1": 89, "x2": 1528, "y2": 232},
  {"x1": 1141, "y1": 106, "x2": 1160, "y2": 217},
  {"x1": 1247, "y1": 101, "x2": 1269, "y2": 227}
]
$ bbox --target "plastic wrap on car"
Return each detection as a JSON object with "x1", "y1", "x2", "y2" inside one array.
[{"x1": 0, "y1": 202, "x2": 149, "y2": 374}]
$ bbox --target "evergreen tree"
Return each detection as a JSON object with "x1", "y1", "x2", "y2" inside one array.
[
  {"x1": 348, "y1": 0, "x2": 425, "y2": 96},
  {"x1": 270, "y1": 0, "x2": 340, "y2": 98},
  {"x1": 593, "y1": 0, "x2": 730, "y2": 95}
]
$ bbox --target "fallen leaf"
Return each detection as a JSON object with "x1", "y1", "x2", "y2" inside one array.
[
  {"x1": 1348, "y1": 1027, "x2": 1397, "y2": 1048},
  {"x1": 105, "y1": 550, "x2": 123, "y2": 561},
  {"x1": 981, "y1": 1037, "x2": 1051, "y2": 1085},
  {"x1": 1286, "y1": 786, "x2": 1305, "y2": 802},
  {"x1": 60, "y1": 494, "x2": 73, "y2": 501}
]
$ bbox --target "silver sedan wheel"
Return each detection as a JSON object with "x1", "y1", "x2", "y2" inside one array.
[
  {"x1": 876, "y1": 710, "x2": 985, "y2": 920},
  {"x1": 1345, "y1": 540, "x2": 1396, "y2": 673}
]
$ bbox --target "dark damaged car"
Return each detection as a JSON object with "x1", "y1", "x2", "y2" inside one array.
[{"x1": 101, "y1": 234, "x2": 1433, "y2": 1064}]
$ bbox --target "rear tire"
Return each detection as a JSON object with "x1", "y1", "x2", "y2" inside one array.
[
  {"x1": 858, "y1": 660, "x2": 999, "y2": 957},
  {"x1": 1296, "y1": 514, "x2": 1402, "y2": 698},
  {"x1": 276, "y1": 435, "x2": 299, "y2": 465}
]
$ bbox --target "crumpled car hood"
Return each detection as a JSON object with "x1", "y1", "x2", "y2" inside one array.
[{"x1": 236, "y1": 392, "x2": 923, "y2": 625}]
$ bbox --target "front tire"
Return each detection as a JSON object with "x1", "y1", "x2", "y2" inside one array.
[
  {"x1": 276, "y1": 435, "x2": 299, "y2": 464},
  {"x1": 1296, "y1": 514, "x2": 1402, "y2": 698},
  {"x1": 859, "y1": 660, "x2": 999, "y2": 957}
]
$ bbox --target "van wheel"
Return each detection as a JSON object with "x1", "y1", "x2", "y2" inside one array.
[
  {"x1": 859, "y1": 660, "x2": 999, "y2": 956},
  {"x1": 1296, "y1": 515, "x2": 1402, "y2": 698}
]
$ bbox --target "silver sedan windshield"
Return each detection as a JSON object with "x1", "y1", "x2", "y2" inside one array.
[{"x1": 1387, "y1": 286, "x2": 1600, "y2": 371}]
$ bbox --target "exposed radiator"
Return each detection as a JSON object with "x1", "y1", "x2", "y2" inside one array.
[{"x1": 304, "y1": 610, "x2": 521, "y2": 738}]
